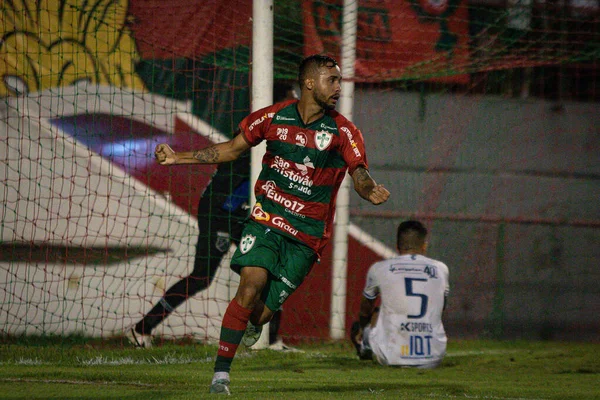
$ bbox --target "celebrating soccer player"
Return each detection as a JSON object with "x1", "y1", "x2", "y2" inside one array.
[{"x1": 154, "y1": 54, "x2": 390, "y2": 394}]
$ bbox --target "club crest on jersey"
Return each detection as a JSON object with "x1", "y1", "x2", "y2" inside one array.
[
  {"x1": 251, "y1": 203, "x2": 270, "y2": 221},
  {"x1": 239, "y1": 234, "x2": 256, "y2": 254},
  {"x1": 315, "y1": 130, "x2": 333, "y2": 151}
]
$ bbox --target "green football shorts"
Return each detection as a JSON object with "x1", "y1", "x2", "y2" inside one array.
[{"x1": 230, "y1": 220, "x2": 317, "y2": 311}]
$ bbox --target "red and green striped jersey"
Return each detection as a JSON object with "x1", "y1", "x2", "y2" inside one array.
[{"x1": 239, "y1": 99, "x2": 369, "y2": 256}]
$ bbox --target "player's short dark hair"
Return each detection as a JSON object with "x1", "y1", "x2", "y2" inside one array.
[
  {"x1": 397, "y1": 220, "x2": 428, "y2": 252},
  {"x1": 298, "y1": 54, "x2": 338, "y2": 89}
]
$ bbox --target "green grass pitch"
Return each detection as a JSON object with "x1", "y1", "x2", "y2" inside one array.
[{"x1": 0, "y1": 337, "x2": 598, "y2": 399}]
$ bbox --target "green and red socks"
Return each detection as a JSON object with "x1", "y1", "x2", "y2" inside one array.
[{"x1": 213, "y1": 299, "x2": 252, "y2": 373}]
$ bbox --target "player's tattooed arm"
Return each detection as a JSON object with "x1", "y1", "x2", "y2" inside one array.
[
  {"x1": 352, "y1": 167, "x2": 374, "y2": 197},
  {"x1": 193, "y1": 147, "x2": 219, "y2": 163},
  {"x1": 155, "y1": 133, "x2": 250, "y2": 165},
  {"x1": 351, "y1": 167, "x2": 390, "y2": 205}
]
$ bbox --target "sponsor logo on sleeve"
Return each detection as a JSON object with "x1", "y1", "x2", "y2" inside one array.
[
  {"x1": 248, "y1": 112, "x2": 275, "y2": 131},
  {"x1": 340, "y1": 126, "x2": 362, "y2": 158}
]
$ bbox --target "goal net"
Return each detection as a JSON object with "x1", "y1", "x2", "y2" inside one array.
[{"x1": 1, "y1": 0, "x2": 598, "y2": 343}]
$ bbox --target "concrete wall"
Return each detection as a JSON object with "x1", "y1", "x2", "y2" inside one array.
[
  {"x1": 0, "y1": 84, "x2": 238, "y2": 340},
  {"x1": 351, "y1": 90, "x2": 600, "y2": 340}
]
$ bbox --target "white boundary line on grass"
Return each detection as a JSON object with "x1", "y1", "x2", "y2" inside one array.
[
  {"x1": 2, "y1": 349, "x2": 524, "y2": 366},
  {"x1": 1, "y1": 377, "x2": 156, "y2": 387},
  {"x1": 0, "y1": 352, "x2": 257, "y2": 367},
  {"x1": 2, "y1": 349, "x2": 520, "y2": 367},
  {"x1": 446, "y1": 349, "x2": 522, "y2": 357}
]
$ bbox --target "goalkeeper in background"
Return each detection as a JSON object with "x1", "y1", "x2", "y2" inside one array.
[
  {"x1": 126, "y1": 83, "x2": 299, "y2": 350},
  {"x1": 351, "y1": 220, "x2": 450, "y2": 369}
]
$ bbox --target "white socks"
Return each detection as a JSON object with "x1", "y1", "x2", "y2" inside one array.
[{"x1": 212, "y1": 371, "x2": 230, "y2": 384}]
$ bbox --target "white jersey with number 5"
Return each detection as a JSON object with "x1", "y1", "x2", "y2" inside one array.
[{"x1": 364, "y1": 254, "x2": 450, "y2": 367}]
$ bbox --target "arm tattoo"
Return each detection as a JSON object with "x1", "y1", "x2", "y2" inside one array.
[
  {"x1": 353, "y1": 167, "x2": 370, "y2": 185},
  {"x1": 353, "y1": 167, "x2": 376, "y2": 199},
  {"x1": 193, "y1": 147, "x2": 220, "y2": 163}
]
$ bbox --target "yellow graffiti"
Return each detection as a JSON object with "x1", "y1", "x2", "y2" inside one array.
[{"x1": 0, "y1": 0, "x2": 146, "y2": 96}]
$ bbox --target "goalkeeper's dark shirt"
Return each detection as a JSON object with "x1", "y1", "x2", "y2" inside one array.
[{"x1": 197, "y1": 152, "x2": 250, "y2": 245}]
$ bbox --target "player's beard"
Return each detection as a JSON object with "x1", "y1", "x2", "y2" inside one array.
[{"x1": 313, "y1": 89, "x2": 336, "y2": 111}]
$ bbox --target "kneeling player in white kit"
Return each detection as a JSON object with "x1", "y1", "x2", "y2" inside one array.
[{"x1": 352, "y1": 220, "x2": 450, "y2": 368}]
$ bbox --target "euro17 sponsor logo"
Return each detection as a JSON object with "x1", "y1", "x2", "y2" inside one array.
[{"x1": 261, "y1": 181, "x2": 306, "y2": 216}]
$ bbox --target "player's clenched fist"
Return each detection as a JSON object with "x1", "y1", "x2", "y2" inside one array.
[
  {"x1": 155, "y1": 144, "x2": 176, "y2": 165},
  {"x1": 368, "y1": 184, "x2": 390, "y2": 205}
]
